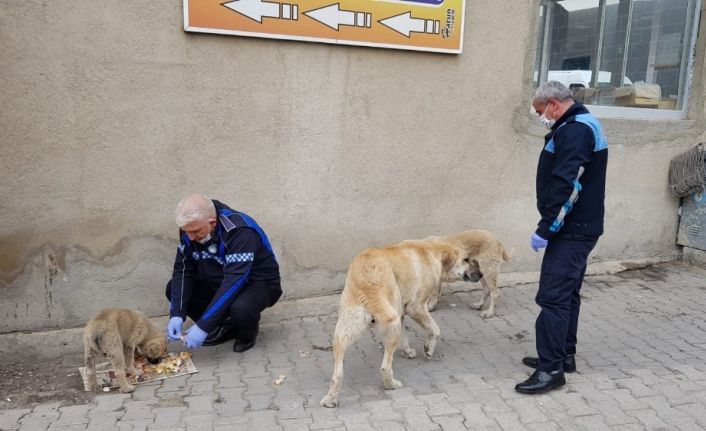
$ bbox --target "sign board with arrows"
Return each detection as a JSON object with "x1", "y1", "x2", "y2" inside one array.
[{"x1": 184, "y1": 0, "x2": 465, "y2": 54}]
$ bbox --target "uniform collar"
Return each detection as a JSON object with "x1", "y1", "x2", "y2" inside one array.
[{"x1": 550, "y1": 102, "x2": 589, "y2": 131}]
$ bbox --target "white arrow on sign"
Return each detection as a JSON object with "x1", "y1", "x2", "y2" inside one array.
[
  {"x1": 223, "y1": 0, "x2": 280, "y2": 23},
  {"x1": 304, "y1": 3, "x2": 370, "y2": 31},
  {"x1": 379, "y1": 11, "x2": 439, "y2": 37}
]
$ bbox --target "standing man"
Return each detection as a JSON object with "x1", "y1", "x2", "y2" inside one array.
[
  {"x1": 515, "y1": 81, "x2": 608, "y2": 394},
  {"x1": 166, "y1": 194, "x2": 282, "y2": 352}
]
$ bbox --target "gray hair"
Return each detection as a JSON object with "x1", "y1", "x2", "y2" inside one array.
[
  {"x1": 533, "y1": 81, "x2": 574, "y2": 104},
  {"x1": 175, "y1": 194, "x2": 216, "y2": 227}
]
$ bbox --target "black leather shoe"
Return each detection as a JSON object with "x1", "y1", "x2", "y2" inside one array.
[
  {"x1": 522, "y1": 354, "x2": 576, "y2": 373},
  {"x1": 233, "y1": 326, "x2": 258, "y2": 352},
  {"x1": 233, "y1": 338, "x2": 256, "y2": 352},
  {"x1": 515, "y1": 369, "x2": 566, "y2": 394},
  {"x1": 202, "y1": 325, "x2": 237, "y2": 346}
]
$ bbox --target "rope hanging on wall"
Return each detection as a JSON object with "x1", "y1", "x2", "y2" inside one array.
[{"x1": 669, "y1": 143, "x2": 706, "y2": 197}]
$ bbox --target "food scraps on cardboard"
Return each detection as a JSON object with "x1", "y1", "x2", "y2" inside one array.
[{"x1": 78, "y1": 351, "x2": 197, "y2": 392}]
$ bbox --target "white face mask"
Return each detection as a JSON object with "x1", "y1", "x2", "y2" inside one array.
[
  {"x1": 197, "y1": 232, "x2": 212, "y2": 244},
  {"x1": 537, "y1": 101, "x2": 557, "y2": 129},
  {"x1": 537, "y1": 112, "x2": 555, "y2": 130}
]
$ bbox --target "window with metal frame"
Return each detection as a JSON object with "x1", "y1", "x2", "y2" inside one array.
[{"x1": 534, "y1": 0, "x2": 702, "y2": 120}]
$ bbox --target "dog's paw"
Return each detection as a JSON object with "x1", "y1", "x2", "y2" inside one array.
[
  {"x1": 400, "y1": 348, "x2": 417, "y2": 359},
  {"x1": 427, "y1": 302, "x2": 438, "y2": 312},
  {"x1": 320, "y1": 395, "x2": 338, "y2": 408},
  {"x1": 470, "y1": 302, "x2": 483, "y2": 310},
  {"x1": 479, "y1": 310, "x2": 495, "y2": 319},
  {"x1": 383, "y1": 379, "x2": 402, "y2": 390},
  {"x1": 424, "y1": 345, "x2": 435, "y2": 359},
  {"x1": 119, "y1": 384, "x2": 136, "y2": 393},
  {"x1": 383, "y1": 378, "x2": 403, "y2": 390}
]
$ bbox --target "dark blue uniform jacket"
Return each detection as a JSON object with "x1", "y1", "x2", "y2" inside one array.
[
  {"x1": 170, "y1": 200, "x2": 280, "y2": 333},
  {"x1": 536, "y1": 102, "x2": 608, "y2": 240}
]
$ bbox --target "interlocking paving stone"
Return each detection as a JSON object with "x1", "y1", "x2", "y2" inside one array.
[
  {"x1": 47, "y1": 425, "x2": 88, "y2": 431},
  {"x1": 54, "y1": 405, "x2": 90, "y2": 426},
  {"x1": 181, "y1": 414, "x2": 216, "y2": 431},
  {"x1": 85, "y1": 411, "x2": 122, "y2": 431},
  {"x1": 149, "y1": 406, "x2": 185, "y2": 429},
  {"x1": 0, "y1": 409, "x2": 30, "y2": 431},
  {"x1": 6, "y1": 263, "x2": 706, "y2": 431}
]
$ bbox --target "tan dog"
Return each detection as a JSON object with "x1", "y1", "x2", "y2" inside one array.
[
  {"x1": 437, "y1": 230, "x2": 512, "y2": 318},
  {"x1": 320, "y1": 234, "x2": 474, "y2": 408},
  {"x1": 83, "y1": 308, "x2": 167, "y2": 393}
]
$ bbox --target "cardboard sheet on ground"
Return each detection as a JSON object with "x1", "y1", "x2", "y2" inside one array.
[{"x1": 78, "y1": 352, "x2": 198, "y2": 392}]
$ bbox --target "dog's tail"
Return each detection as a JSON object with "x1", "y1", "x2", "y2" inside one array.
[
  {"x1": 346, "y1": 278, "x2": 398, "y2": 326},
  {"x1": 363, "y1": 291, "x2": 399, "y2": 326},
  {"x1": 347, "y1": 255, "x2": 400, "y2": 327},
  {"x1": 502, "y1": 245, "x2": 515, "y2": 262},
  {"x1": 86, "y1": 326, "x2": 104, "y2": 353}
]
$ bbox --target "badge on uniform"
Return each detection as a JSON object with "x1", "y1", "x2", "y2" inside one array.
[{"x1": 208, "y1": 244, "x2": 217, "y2": 254}]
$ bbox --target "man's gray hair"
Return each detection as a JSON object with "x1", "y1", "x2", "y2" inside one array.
[
  {"x1": 175, "y1": 194, "x2": 216, "y2": 227},
  {"x1": 533, "y1": 81, "x2": 574, "y2": 104}
]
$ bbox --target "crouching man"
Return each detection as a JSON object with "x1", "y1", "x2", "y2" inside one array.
[{"x1": 166, "y1": 194, "x2": 282, "y2": 352}]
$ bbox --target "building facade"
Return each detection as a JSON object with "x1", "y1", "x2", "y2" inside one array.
[{"x1": 1, "y1": 0, "x2": 705, "y2": 332}]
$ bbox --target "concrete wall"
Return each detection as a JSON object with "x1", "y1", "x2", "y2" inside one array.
[{"x1": 2, "y1": 1, "x2": 705, "y2": 333}]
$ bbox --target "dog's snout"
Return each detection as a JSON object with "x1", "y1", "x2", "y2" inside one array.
[
  {"x1": 462, "y1": 271, "x2": 483, "y2": 282},
  {"x1": 147, "y1": 357, "x2": 161, "y2": 365}
]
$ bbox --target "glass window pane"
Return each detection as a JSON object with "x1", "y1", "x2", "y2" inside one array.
[
  {"x1": 597, "y1": 0, "x2": 629, "y2": 87},
  {"x1": 544, "y1": 1, "x2": 603, "y2": 102},
  {"x1": 536, "y1": 0, "x2": 698, "y2": 113},
  {"x1": 548, "y1": 0, "x2": 601, "y2": 76},
  {"x1": 622, "y1": 0, "x2": 690, "y2": 110}
]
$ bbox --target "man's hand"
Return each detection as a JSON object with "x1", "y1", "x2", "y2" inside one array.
[
  {"x1": 167, "y1": 317, "x2": 184, "y2": 342},
  {"x1": 184, "y1": 324, "x2": 208, "y2": 349},
  {"x1": 530, "y1": 233, "x2": 548, "y2": 252}
]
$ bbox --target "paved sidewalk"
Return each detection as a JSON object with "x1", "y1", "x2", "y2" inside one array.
[{"x1": 2, "y1": 262, "x2": 706, "y2": 430}]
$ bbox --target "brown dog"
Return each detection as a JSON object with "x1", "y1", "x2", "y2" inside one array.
[
  {"x1": 320, "y1": 234, "x2": 475, "y2": 407},
  {"x1": 438, "y1": 230, "x2": 512, "y2": 318},
  {"x1": 83, "y1": 308, "x2": 167, "y2": 393}
]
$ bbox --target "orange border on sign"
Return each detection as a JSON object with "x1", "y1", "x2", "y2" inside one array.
[{"x1": 184, "y1": 0, "x2": 465, "y2": 54}]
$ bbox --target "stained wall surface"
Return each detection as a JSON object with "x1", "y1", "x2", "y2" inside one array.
[{"x1": 2, "y1": 1, "x2": 705, "y2": 332}]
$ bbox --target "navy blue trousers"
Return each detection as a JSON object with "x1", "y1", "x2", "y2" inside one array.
[
  {"x1": 535, "y1": 235, "x2": 597, "y2": 372},
  {"x1": 166, "y1": 279, "x2": 281, "y2": 342}
]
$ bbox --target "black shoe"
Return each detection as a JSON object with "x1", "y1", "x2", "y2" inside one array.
[
  {"x1": 233, "y1": 338, "x2": 256, "y2": 352},
  {"x1": 522, "y1": 354, "x2": 576, "y2": 373},
  {"x1": 233, "y1": 327, "x2": 258, "y2": 352},
  {"x1": 202, "y1": 325, "x2": 237, "y2": 346},
  {"x1": 515, "y1": 369, "x2": 566, "y2": 394}
]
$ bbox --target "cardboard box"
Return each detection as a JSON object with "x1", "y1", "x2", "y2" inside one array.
[
  {"x1": 613, "y1": 84, "x2": 661, "y2": 108},
  {"x1": 658, "y1": 98, "x2": 677, "y2": 110}
]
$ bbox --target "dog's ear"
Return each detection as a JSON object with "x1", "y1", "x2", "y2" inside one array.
[
  {"x1": 441, "y1": 246, "x2": 460, "y2": 272},
  {"x1": 143, "y1": 339, "x2": 167, "y2": 359}
]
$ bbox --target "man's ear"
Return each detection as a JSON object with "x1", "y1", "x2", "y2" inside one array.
[{"x1": 208, "y1": 218, "x2": 217, "y2": 228}]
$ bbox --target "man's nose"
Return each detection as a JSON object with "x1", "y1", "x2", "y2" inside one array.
[{"x1": 187, "y1": 233, "x2": 196, "y2": 240}]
